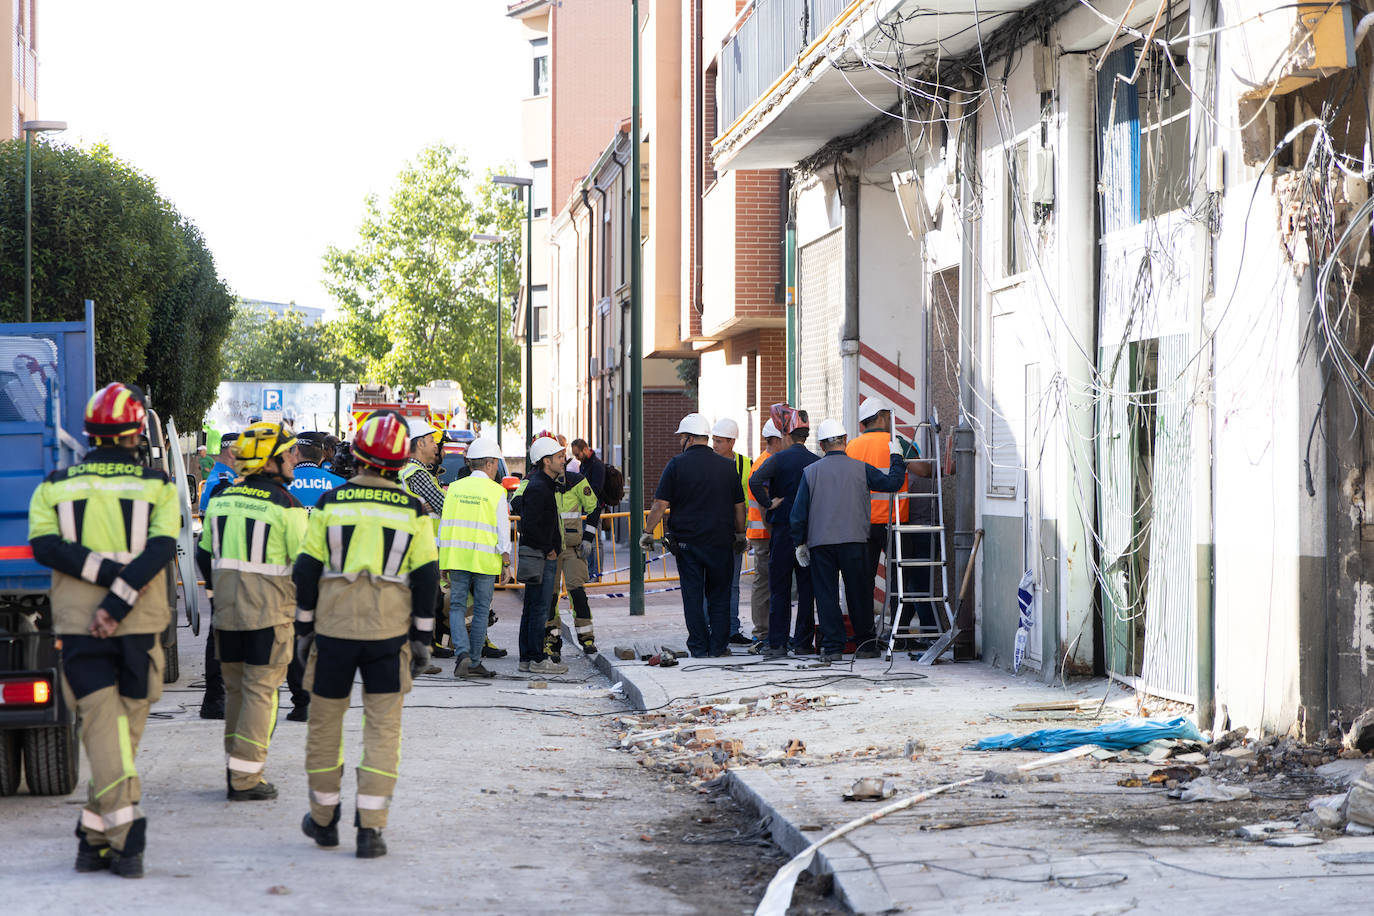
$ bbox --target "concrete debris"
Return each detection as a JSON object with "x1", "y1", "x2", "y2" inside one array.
[
  {"x1": 614, "y1": 646, "x2": 636, "y2": 660},
  {"x1": 1179, "y1": 776, "x2": 1252, "y2": 802},
  {"x1": 843, "y1": 777, "x2": 896, "y2": 801},
  {"x1": 1235, "y1": 820, "x2": 1301, "y2": 841},
  {"x1": 1346, "y1": 762, "x2": 1374, "y2": 827},
  {"x1": 1346, "y1": 822, "x2": 1374, "y2": 836},
  {"x1": 904, "y1": 738, "x2": 926, "y2": 759},
  {"x1": 1300, "y1": 806, "x2": 1344, "y2": 829},
  {"x1": 1264, "y1": 834, "x2": 1322, "y2": 847},
  {"x1": 1316, "y1": 758, "x2": 1370, "y2": 787}
]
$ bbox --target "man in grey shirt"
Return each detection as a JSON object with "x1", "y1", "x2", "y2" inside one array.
[{"x1": 790, "y1": 419, "x2": 906, "y2": 662}]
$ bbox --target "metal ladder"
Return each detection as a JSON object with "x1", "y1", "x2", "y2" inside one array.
[{"x1": 882, "y1": 411, "x2": 959, "y2": 664}]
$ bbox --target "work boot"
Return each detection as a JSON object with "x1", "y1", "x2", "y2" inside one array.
[
  {"x1": 529, "y1": 658, "x2": 568, "y2": 675},
  {"x1": 74, "y1": 840, "x2": 112, "y2": 873},
  {"x1": 543, "y1": 632, "x2": 562, "y2": 664},
  {"x1": 454, "y1": 656, "x2": 472, "y2": 678},
  {"x1": 431, "y1": 644, "x2": 455, "y2": 659},
  {"x1": 302, "y1": 811, "x2": 340, "y2": 848},
  {"x1": 465, "y1": 663, "x2": 496, "y2": 678},
  {"x1": 482, "y1": 639, "x2": 507, "y2": 659},
  {"x1": 108, "y1": 850, "x2": 144, "y2": 879},
  {"x1": 422, "y1": 664, "x2": 441, "y2": 675},
  {"x1": 579, "y1": 636, "x2": 598, "y2": 656},
  {"x1": 762, "y1": 645, "x2": 788, "y2": 659},
  {"x1": 818, "y1": 652, "x2": 842, "y2": 665},
  {"x1": 748, "y1": 639, "x2": 766, "y2": 655},
  {"x1": 286, "y1": 705, "x2": 309, "y2": 722},
  {"x1": 227, "y1": 779, "x2": 279, "y2": 801},
  {"x1": 356, "y1": 827, "x2": 387, "y2": 859},
  {"x1": 199, "y1": 698, "x2": 225, "y2": 720},
  {"x1": 728, "y1": 633, "x2": 752, "y2": 646}
]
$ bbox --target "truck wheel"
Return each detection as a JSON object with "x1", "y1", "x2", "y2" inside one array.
[
  {"x1": 162, "y1": 622, "x2": 179, "y2": 684},
  {"x1": 22, "y1": 724, "x2": 78, "y2": 795},
  {"x1": 0, "y1": 730, "x2": 21, "y2": 796}
]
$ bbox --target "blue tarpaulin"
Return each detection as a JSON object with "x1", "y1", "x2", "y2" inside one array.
[{"x1": 971, "y1": 716, "x2": 1204, "y2": 753}]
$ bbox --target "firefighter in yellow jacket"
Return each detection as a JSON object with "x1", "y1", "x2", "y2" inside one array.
[
  {"x1": 197, "y1": 421, "x2": 308, "y2": 801},
  {"x1": 292, "y1": 411, "x2": 439, "y2": 858},
  {"x1": 28, "y1": 382, "x2": 179, "y2": 879}
]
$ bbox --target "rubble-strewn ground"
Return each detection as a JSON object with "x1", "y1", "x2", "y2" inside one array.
[
  {"x1": 0, "y1": 588, "x2": 843, "y2": 915},
  {"x1": 585, "y1": 589, "x2": 1374, "y2": 914}
]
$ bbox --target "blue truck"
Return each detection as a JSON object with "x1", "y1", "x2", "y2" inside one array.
[{"x1": 0, "y1": 304, "x2": 192, "y2": 796}]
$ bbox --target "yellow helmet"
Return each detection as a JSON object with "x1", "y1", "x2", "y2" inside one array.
[{"x1": 233, "y1": 421, "x2": 297, "y2": 475}]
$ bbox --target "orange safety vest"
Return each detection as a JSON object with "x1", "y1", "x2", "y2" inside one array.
[
  {"x1": 746, "y1": 451, "x2": 772, "y2": 539},
  {"x1": 846, "y1": 430, "x2": 908, "y2": 524}
]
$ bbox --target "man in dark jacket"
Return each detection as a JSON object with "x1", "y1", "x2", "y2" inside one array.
[
  {"x1": 642, "y1": 414, "x2": 746, "y2": 658},
  {"x1": 748, "y1": 410, "x2": 819, "y2": 658},
  {"x1": 570, "y1": 439, "x2": 605, "y2": 579},
  {"x1": 514, "y1": 436, "x2": 568, "y2": 675}
]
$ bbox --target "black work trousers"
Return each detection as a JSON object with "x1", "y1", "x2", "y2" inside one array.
[{"x1": 810, "y1": 542, "x2": 873, "y2": 654}]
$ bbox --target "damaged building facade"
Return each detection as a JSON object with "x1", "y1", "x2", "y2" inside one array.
[{"x1": 709, "y1": 0, "x2": 1374, "y2": 736}]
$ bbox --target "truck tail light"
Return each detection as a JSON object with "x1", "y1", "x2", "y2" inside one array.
[{"x1": 1, "y1": 679, "x2": 52, "y2": 705}]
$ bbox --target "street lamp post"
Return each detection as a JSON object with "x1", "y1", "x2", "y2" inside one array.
[
  {"x1": 493, "y1": 175, "x2": 535, "y2": 452},
  {"x1": 22, "y1": 120, "x2": 67, "y2": 323},
  {"x1": 473, "y1": 233, "x2": 504, "y2": 447},
  {"x1": 629, "y1": 0, "x2": 644, "y2": 615}
]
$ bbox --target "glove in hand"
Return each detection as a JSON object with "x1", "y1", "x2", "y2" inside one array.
[
  {"x1": 795, "y1": 544, "x2": 810, "y2": 567},
  {"x1": 409, "y1": 639, "x2": 432, "y2": 677}
]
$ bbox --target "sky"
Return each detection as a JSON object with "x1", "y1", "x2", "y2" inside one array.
[{"x1": 40, "y1": 0, "x2": 526, "y2": 312}]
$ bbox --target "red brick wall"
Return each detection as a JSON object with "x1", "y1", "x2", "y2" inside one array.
[
  {"x1": 733, "y1": 170, "x2": 784, "y2": 317},
  {"x1": 551, "y1": 3, "x2": 631, "y2": 220},
  {"x1": 642, "y1": 388, "x2": 699, "y2": 504},
  {"x1": 756, "y1": 327, "x2": 787, "y2": 408}
]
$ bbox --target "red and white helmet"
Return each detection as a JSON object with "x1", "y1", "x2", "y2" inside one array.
[
  {"x1": 352, "y1": 411, "x2": 410, "y2": 471},
  {"x1": 84, "y1": 382, "x2": 147, "y2": 440}
]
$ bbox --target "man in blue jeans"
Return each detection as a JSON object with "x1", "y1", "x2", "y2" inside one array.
[
  {"x1": 439, "y1": 438, "x2": 509, "y2": 679},
  {"x1": 642, "y1": 414, "x2": 746, "y2": 658},
  {"x1": 513, "y1": 436, "x2": 567, "y2": 675},
  {"x1": 749, "y1": 409, "x2": 819, "y2": 658}
]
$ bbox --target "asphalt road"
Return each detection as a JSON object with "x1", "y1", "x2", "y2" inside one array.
[{"x1": 0, "y1": 591, "x2": 838, "y2": 915}]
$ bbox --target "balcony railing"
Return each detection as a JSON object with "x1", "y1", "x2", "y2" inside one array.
[{"x1": 718, "y1": 0, "x2": 851, "y2": 133}]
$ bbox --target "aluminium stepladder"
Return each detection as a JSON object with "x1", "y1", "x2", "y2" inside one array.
[{"x1": 882, "y1": 411, "x2": 959, "y2": 664}]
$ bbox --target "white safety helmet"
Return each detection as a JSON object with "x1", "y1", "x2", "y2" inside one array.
[
  {"x1": 529, "y1": 436, "x2": 564, "y2": 464},
  {"x1": 466, "y1": 438, "x2": 502, "y2": 462},
  {"x1": 407, "y1": 416, "x2": 439, "y2": 440},
  {"x1": 711, "y1": 417, "x2": 740, "y2": 439},
  {"x1": 675, "y1": 413, "x2": 711, "y2": 437},
  {"x1": 815, "y1": 418, "x2": 847, "y2": 443},
  {"x1": 761, "y1": 419, "x2": 782, "y2": 439},
  {"x1": 857, "y1": 397, "x2": 889, "y2": 422}
]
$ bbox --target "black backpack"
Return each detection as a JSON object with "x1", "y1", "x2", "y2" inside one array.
[{"x1": 600, "y1": 464, "x2": 625, "y2": 505}]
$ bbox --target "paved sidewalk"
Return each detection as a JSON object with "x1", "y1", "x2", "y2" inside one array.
[{"x1": 568, "y1": 593, "x2": 1374, "y2": 914}]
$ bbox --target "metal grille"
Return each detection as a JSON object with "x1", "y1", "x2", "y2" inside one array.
[
  {"x1": 719, "y1": 0, "x2": 853, "y2": 131},
  {"x1": 796, "y1": 228, "x2": 844, "y2": 424}
]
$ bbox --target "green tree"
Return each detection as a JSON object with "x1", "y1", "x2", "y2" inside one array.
[
  {"x1": 0, "y1": 140, "x2": 233, "y2": 426},
  {"x1": 322, "y1": 145, "x2": 522, "y2": 425},
  {"x1": 221, "y1": 305, "x2": 364, "y2": 382}
]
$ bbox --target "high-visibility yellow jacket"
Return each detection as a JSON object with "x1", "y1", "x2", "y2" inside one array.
[
  {"x1": 438, "y1": 473, "x2": 506, "y2": 575},
  {"x1": 27, "y1": 446, "x2": 180, "y2": 636},
  {"x1": 198, "y1": 475, "x2": 308, "y2": 631}
]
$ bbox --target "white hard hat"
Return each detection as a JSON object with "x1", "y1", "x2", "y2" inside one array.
[
  {"x1": 466, "y1": 438, "x2": 502, "y2": 461},
  {"x1": 712, "y1": 417, "x2": 740, "y2": 439},
  {"x1": 815, "y1": 418, "x2": 847, "y2": 442},
  {"x1": 407, "y1": 417, "x2": 439, "y2": 440},
  {"x1": 675, "y1": 413, "x2": 711, "y2": 436},
  {"x1": 529, "y1": 436, "x2": 564, "y2": 464},
  {"x1": 761, "y1": 419, "x2": 782, "y2": 439},
  {"x1": 857, "y1": 397, "x2": 889, "y2": 422}
]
